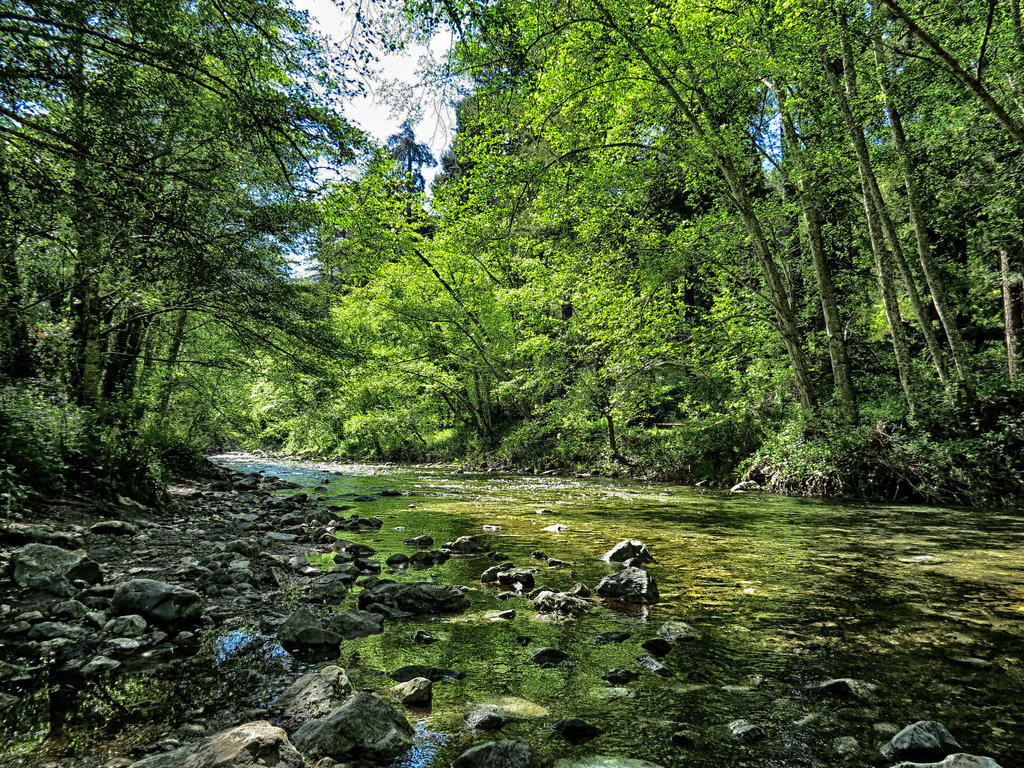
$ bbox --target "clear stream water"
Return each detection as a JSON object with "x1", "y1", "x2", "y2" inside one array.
[{"x1": 3, "y1": 456, "x2": 1023, "y2": 767}]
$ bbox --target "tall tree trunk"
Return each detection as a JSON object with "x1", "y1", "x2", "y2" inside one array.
[
  {"x1": 824, "y1": 38, "x2": 950, "y2": 387},
  {"x1": 1001, "y1": 247, "x2": 1023, "y2": 380},
  {"x1": 0, "y1": 165, "x2": 34, "y2": 379},
  {"x1": 771, "y1": 81, "x2": 859, "y2": 421},
  {"x1": 589, "y1": 0, "x2": 818, "y2": 415},
  {"x1": 865, "y1": 190, "x2": 921, "y2": 413},
  {"x1": 69, "y1": 5, "x2": 104, "y2": 407},
  {"x1": 873, "y1": 41, "x2": 975, "y2": 393},
  {"x1": 157, "y1": 310, "x2": 188, "y2": 417}
]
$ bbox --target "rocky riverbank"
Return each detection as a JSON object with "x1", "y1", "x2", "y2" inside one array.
[{"x1": 0, "y1": 462, "x2": 1011, "y2": 768}]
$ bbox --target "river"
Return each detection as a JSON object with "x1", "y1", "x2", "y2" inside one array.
[{"x1": 4, "y1": 455, "x2": 1023, "y2": 766}]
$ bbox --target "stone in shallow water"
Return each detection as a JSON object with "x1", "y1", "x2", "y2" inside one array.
[
  {"x1": 594, "y1": 632, "x2": 631, "y2": 645},
  {"x1": 881, "y1": 721, "x2": 962, "y2": 762},
  {"x1": 816, "y1": 677, "x2": 879, "y2": 700},
  {"x1": 273, "y1": 665, "x2": 352, "y2": 730},
  {"x1": 595, "y1": 568, "x2": 660, "y2": 604},
  {"x1": 453, "y1": 740, "x2": 534, "y2": 768},
  {"x1": 658, "y1": 621, "x2": 699, "y2": 642},
  {"x1": 289, "y1": 692, "x2": 413, "y2": 762},
  {"x1": 602, "y1": 540, "x2": 654, "y2": 564},
  {"x1": 81, "y1": 655, "x2": 120, "y2": 675},
  {"x1": 553, "y1": 717, "x2": 603, "y2": 743},
  {"x1": 727, "y1": 718, "x2": 766, "y2": 742},
  {"x1": 390, "y1": 676, "x2": 432, "y2": 705},
  {"x1": 554, "y1": 758, "x2": 665, "y2": 768}
]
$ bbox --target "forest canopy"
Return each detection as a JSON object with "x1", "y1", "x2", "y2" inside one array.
[{"x1": 2, "y1": 0, "x2": 1024, "y2": 507}]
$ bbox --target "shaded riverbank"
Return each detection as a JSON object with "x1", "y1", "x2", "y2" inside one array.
[{"x1": 2, "y1": 455, "x2": 1022, "y2": 766}]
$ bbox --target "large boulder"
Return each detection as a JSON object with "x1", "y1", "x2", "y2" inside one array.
[
  {"x1": 553, "y1": 759, "x2": 666, "y2": 768},
  {"x1": 129, "y1": 721, "x2": 304, "y2": 768},
  {"x1": 602, "y1": 540, "x2": 654, "y2": 564},
  {"x1": 882, "y1": 721, "x2": 962, "y2": 762},
  {"x1": 453, "y1": 740, "x2": 535, "y2": 768},
  {"x1": 272, "y1": 665, "x2": 352, "y2": 730},
  {"x1": 595, "y1": 567, "x2": 660, "y2": 604},
  {"x1": 11, "y1": 543, "x2": 102, "y2": 595},
  {"x1": 111, "y1": 579, "x2": 202, "y2": 624},
  {"x1": 290, "y1": 691, "x2": 414, "y2": 762},
  {"x1": 357, "y1": 580, "x2": 469, "y2": 614}
]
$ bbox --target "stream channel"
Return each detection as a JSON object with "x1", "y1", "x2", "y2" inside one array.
[{"x1": 5, "y1": 455, "x2": 1024, "y2": 766}]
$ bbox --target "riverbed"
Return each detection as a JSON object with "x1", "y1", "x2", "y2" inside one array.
[{"x1": 3, "y1": 455, "x2": 1022, "y2": 766}]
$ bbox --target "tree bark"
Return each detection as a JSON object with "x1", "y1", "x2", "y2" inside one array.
[
  {"x1": 873, "y1": 41, "x2": 974, "y2": 393},
  {"x1": 1001, "y1": 247, "x2": 1023, "y2": 380},
  {"x1": 825, "y1": 39, "x2": 950, "y2": 387},
  {"x1": 0, "y1": 163, "x2": 34, "y2": 379},
  {"x1": 771, "y1": 80, "x2": 859, "y2": 421}
]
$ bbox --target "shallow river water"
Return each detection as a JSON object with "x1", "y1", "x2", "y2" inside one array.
[{"x1": 4, "y1": 456, "x2": 1024, "y2": 767}]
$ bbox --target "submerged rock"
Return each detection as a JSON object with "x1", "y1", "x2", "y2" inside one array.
[
  {"x1": 658, "y1": 621, "x2": 699, "y2": 642},
  {"x1": 595, "y1": 568, "x2": 659, "y2": 604},
  {"x1": 816, "y1": 677, "x2": 879, "y2": 700},
  {"x1": 602, "y1": 668, "x2": 639, "y2": 684},
  {"x1": 553, "y1": 717, "x2": 603, "y2": 743},
  {"x1": 453, "y1": 740, "x2": 535, "y2": 768},
  {"x1": 357, "y1": 580, "x2": 469, "y2": 614},
  {"x1": 390, "y1": 664, "x2": 464, "y2": 682},
  {"x1": 553, "y1": 758, "x2": 665, "y2": 768},
  {"x1": 290, "y1": 691, "x2": 414, "y2": 762},
  {"x1": 727, "y1": 718, "x2": 766, "y2": 742},
  {"x1": 881, "y1": 721, "x2": 962, "y2": 762},
  {"x1": 326, "y1": 609, "x2": 384, "y2": 640},
  {"x1": 531, "y1": 647, "x2": 569, "y2": 666},
  {"x1": 129, "y1": 721, "x2": 304, "y2": 768},
  {"x1": 635, "y1": 654, "x2": 673, "y2": 677}
]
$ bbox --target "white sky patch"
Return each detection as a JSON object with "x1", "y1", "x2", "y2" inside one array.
[{"x1": 293, "y1": 0, "x2": 458, "y2": 187}]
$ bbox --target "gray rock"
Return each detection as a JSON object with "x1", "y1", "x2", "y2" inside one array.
[
  {"x1": 27, "y1": 621, "x2": 87, "y2": 640},
  {"x1": 816, "y1": 677, "x2": 878, "y2": 700},
  {"x1": 727, "y1": 718, "x2": 765, "y2": 742},
  {"x1": 326, "y1": 609, "x2": 383, "y2": 640},
  {"x1": 104, "y1": 614, "x2": 147, "y2": 637},
  {"x1": 465, "y1": 705, "x2": 510, "y2": 730},
  {"x1": 409, "y1": 549, "x2": 451, "y2": 568},
  {"x1": 129, "y1": 720, "x2": 303, "y2": 768},
  {"x1": 386, "y1": 553, "x2": 410, "y2": 567},
  {"x1": 273, "y1": 666, "x2": 352, "y2": 729},
  {"x1": 603, "y1": 540, "x2": 654, "y2": 564},
  {"x1": 390, "y1": 677, "x2": 432, "y2": 705},
  {"x1": 881, "y1": 721, "x2": 962, "y2": 762},
  {"x1": 481, "y1": 563, "x2": 514, "y2": 583},
  {"x1": 444, "y1": 535, "x2": 490, "y2": 554},
  {"x1": 595, "y1": 567, "x2": 659, "y2": 604},
  {"x1": 453, "y1": 740, "x2": 534, "y2": 768},
  {"x1": 11, "y1": 543, "x2": 102, "y2": 595},
  {"x1": 52, "y1": 599, "x2": 89, "y2": 620},
  {"x1": 658, "y1": 621, "x2": 699, "y2": 642},
  {"x1": 497, "y1": 569, "x2": 535, "y2": 591},
  {"x1": 894, "y1": 756, "x2": 1004, "y2": 768},
  {"x1": 81, "y1": 656, "x2": 121, "y2": 675},
  {"x1": 357, "y1": 580, "x2": 469, "y2": 614},
  {"x1": 403, "y1": 535, "x2": 434, "y2": 547},
  {"x1": 111, "y1": 579, "x2": 202, "y2": 624},
  {"x1": 410, "y1": 629, "x2": 437, "y2": 644},
  {"x1": 90, "y1": 520, "x2": 139, "y2": 536},
  {"x1": 276, "y1": 608, "x2": 343, "y2": 654},
  {"x1": 602, "y1": 668, "x2": 638, "y2": 684},
  {"x1": 593, "y1": 632, "x2": 631, "y2": 645},
  {"x1": 533, "y1": 590, "x2": 593, "y2": 616},
  {"x1": 730, "y1": 480, "x2": 761, "y2": 492},
  {"x1": 290, "y1": 692, "x2": 414, "y2": 762}
]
